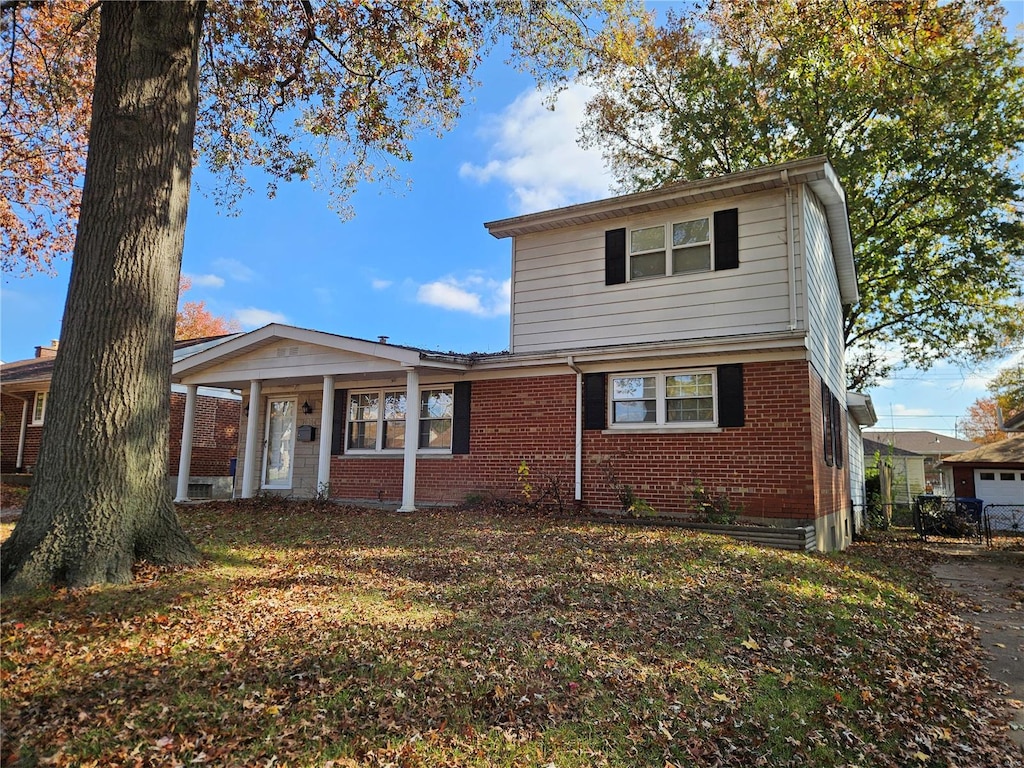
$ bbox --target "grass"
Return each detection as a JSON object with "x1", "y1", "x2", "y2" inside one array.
[{"x1": 1, "y1": 500, "x2": 1021, "y2": 767}]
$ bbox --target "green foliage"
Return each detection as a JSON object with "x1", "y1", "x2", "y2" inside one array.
[
  {"x1": 582, "y1": 0, "x2": 1024, "y2": 388},
  {"x1": 987, "y1": 362, "x2": 1024, "y2": 419},
  {"x1": 690, "y1": 478, "x2": 742, "y2": 525}
]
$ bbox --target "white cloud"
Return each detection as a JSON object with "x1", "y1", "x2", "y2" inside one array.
[
  {"x1": 185, "y1": 273, "x2": 225, "y2": 288},
  {"x1": 889, "y1": 403, "x2": 936, "y2": 419},
  {"x1": 235, "y1": 308, "x2": 288, "y2": 328},
  {"x1": 459, "y1": 82, "x2": 613, "y2": 214},
  {"x1": 416, "y1": 276, "x2": 511, "y2": 317},
  {"x1": 371, "y1": 278, "x2": 393, "y2": 290},
  {"x1": 212, "y1": 258, "x2": 256, "y2": 282}
]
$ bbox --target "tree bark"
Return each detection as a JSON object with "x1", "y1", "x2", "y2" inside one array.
[{"x1": 2, "y1": 1, "x2": 206, "y2": 590}]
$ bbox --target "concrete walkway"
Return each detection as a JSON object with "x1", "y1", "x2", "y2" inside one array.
[{"x1": 930, "y1": 546, "x2": 1024, "y2": 747}]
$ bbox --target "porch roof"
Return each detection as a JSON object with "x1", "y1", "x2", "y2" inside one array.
[{"x1": 171, "y1": 324, "x2": 478, "y2": 389}]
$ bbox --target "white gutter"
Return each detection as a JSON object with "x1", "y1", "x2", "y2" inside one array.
[{"x1": 567, "y1": 355, "x2": 584, "y2": 501}]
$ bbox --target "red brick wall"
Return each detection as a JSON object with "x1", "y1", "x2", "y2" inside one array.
[
  {"x1": 169, "y1": 392, "x2": 241, "y2": 477},
  {"x1": 330, "y1": 362, "x2": 850, "y2": 525},
  {"x1": 2, "y1": 390, "x2": 239, "y2": 476},
  {"x1": 808, "y1": 367, "x2": 852, "y2": 538},
  {"x1": 330, "y1": 376, "x2": 576, "y2": 503},
  {"x1": 1, "y1": 392, "x2": 39, "y2": 472}
]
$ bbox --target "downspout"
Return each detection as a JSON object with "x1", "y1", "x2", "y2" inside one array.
[
  {"x1": 16, "y1": 396, "x2": 29, "y2": 471},
  {"x1": 783, "y1": 170, "x2": 799, "y2": 331},
  {"x1": 567, "y1": 355, "x2": 583, "y2": 502}
]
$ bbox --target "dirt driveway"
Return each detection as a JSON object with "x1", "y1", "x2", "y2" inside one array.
[{"x1": 929, "y1": 544, "x2": 1024, "y2": 747}]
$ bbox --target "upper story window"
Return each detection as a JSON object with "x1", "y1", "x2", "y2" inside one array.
[
  {"x1": 628, "y1": 217, "x2": 711, "y2": 280},
  {"x1": 31, "y1": 391, "x2": 48, "y2": 425},
  {"x1": 610, "y1": 370, "x2": 716, "y2": 427},
  {"x1": 347, "y1": 387, "x2": 453, "y2": 452}
]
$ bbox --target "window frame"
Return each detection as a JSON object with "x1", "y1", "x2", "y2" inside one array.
[
  {"x1": 31, "y1": 391, "x2": 48, "y2": 425},
  {"x1": 627, "y1": 216, "x2": 713, "y2": 282},
  {"x1": 608, "y1": 369, "x2": 718, "y2": 429},
  {"x1": 345, "y1": 386, "x2": 455, "y2": 454}
]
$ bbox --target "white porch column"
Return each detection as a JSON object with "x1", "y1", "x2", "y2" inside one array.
[
  {"x1": 241, "y1": 380, "x2": 262, "y2": 498},
  {"x1": 317, "y1": 375, "x2": 335, "y2": 496},
  {"x1": 16, "y1": 397, "x2": 29, "y2": 471},
  {"x1": 398, "y1": 368, "x2": 420, "y2": 512},
  {"x1": 174, "y1": 384, "x2": 198, "y2": 502}
]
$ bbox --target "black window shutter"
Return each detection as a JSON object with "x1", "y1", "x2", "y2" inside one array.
[
  {"x1": 832, "y1": 392, "x2": 844, "y2": 469},
  {"x1": 583, "y1": 373, "x2": 607, "y2": 430},
  {"x1": 717, "y1": 364, "x2": 745, "y2": 427},
  {"x1": 605, "y1": 228, "x2": 626, "y2": 285},
  {"x1": 452, "y1": 381, "x2": 472, "y2": 454},
  {"x1": 713, "y1": 208, "x2": 739, "y2": 271},
  {"x1": 822, "y1": 380, "x2": 834, "y2": 467},
  {"x1": 331, "y1": 388, "x2": 347, "y2": 455}
]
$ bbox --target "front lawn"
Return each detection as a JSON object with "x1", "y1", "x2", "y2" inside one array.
[{"x1": 1, "y1": 502, "x2": 1020, "y2": 767}]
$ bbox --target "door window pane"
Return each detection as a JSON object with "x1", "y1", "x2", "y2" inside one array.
[{"x1": 264, "y1": 400, "x2": 296, "y2": 486}]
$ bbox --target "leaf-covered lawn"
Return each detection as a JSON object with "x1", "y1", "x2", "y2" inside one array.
[{"x1": 2, "y1": 502, "x2": 1021, "y2": 767}]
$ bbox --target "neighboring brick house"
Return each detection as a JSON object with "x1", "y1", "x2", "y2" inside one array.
[
  {"x1": 1, "y1": 336, "x2": 241, "y2": 499},
  {"x1": 173, "y1": 157, "x2": 861, "y2": 550}
]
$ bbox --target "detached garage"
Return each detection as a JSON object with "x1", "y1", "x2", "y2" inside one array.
[{"x1": 943, "y1": 435, "x2": 1024, "y2": 530}]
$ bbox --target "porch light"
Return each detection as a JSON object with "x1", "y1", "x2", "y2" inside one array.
[{"x1": 302, "y1": 400, "x2": 313, "y2": 415}]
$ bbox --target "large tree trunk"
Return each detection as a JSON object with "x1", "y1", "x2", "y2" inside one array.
[{"x1": 2, "y1": 2, "x2": 206, "y2": 590}]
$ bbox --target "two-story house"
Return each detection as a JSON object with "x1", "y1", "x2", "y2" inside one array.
[{"x1": 171, "y1": 156, "x2": 859, "y2": 550}]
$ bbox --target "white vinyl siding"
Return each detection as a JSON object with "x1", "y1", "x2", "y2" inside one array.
[
  {"x1": 510, "y1": 192, "x2": 802, "y2": 353},
  {"x1": 803, "y1": 188, "x2": 846, "y2": 397},
  {"x1": 847, "y1": 419, "x2": 867, "y2": 530}
]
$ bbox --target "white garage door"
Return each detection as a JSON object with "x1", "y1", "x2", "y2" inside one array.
[{"x1": 974, "y1": 470, "x2": 1024, "y2": 507}]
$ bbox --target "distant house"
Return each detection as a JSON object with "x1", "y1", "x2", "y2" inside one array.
[
  {"x1": 941, "y1": 436, "x2": 1024, "y2": 509},
  {"x1": 172, "y1": 157, "x2": 860, "y2": 551},
  {"x1": 863, "y1": 438, "x2": 927, "y2": 505},
  {"x1": 862, "y1": 430, "x2": 977, "y2": 495},
  {"x1": 0, "y1": 336, "x2": 241, "y2": 499}
]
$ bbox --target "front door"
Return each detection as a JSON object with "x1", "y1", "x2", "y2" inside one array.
[{"x1": 263, "y1": 398, "x2": 296, "y2": 489}]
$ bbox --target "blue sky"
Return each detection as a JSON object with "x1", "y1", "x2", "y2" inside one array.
[{"x1": 2, "y1": 1, "x2": 1022, "y2": 439}]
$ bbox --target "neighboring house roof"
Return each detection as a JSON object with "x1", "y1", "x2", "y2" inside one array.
[
  {"x1": 942, "y1": 435, "x2": 1024, "y2": 467},
  {"x1": 863, "y1": 438, "x2": 921, "y2": 458},
  {"x1": 0, "y1": 334, "x2": 240, "y2": 389},
  {"x1": 861, "y1": 430, "x2": 977, "y2": 456},
  {"x1": 484, "y1": 155, "x2": 858, "y2": 306},
  {"x1": 1003, "y1": 409, "x2": 1024, "y2": 432}
]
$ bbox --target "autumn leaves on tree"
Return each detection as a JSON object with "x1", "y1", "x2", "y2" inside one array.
[
  {"x1": 0, "y1": 0, "x2": 643, "y2": 589},
  {"x1": 580, "y1": 0, "x2": 1024, "y2": 389}
]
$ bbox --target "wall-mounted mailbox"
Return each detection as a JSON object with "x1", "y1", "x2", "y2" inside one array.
[{"x1": 297, "y1": 424, "x2": 316, "y2": 442}]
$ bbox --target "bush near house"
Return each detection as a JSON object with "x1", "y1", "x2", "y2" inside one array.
[{"x1": 1, "y1": 502, "x2": 1019, "y2": 767}]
